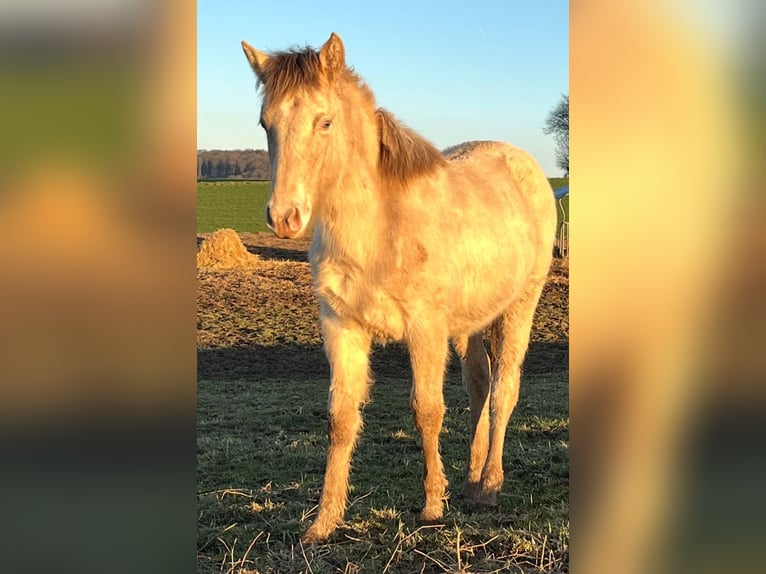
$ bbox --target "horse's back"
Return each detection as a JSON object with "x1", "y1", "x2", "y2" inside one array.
[{"x1": 442, "y1": 140, "x2": 556, "y2": 252}]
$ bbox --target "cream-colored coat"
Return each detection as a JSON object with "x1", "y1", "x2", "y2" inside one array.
[{"x1": 243, "y1": 32, "x2": 556, "y2": 544}]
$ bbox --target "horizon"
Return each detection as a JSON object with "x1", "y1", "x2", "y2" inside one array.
[{"x1": 198, "y1": 1, "x2": 569, "y2": 178}]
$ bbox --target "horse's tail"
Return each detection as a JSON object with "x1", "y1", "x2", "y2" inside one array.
[{"x1": 486, "y1": 318, "x2": 502, "y2": 376}]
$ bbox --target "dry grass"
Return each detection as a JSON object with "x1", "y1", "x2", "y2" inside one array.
[{"x1": 197, "y1": 228, "x2": 262, "y2": 270}]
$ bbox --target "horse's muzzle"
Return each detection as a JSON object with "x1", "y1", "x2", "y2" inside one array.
[{"x1": 266, "y1": 205, "x2": 306, "y2": 239}]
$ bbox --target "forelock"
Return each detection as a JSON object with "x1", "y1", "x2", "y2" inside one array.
[{"x1": 260, "y1": 48, "x2": 324, "y2": 103}]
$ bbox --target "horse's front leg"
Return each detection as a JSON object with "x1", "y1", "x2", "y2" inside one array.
[
  {"x1": 302, "y1": 308, "x2": 372, "y2": 544},
  {"x1": 407, "y1": 321, "x2": 450, "y2": 522}
]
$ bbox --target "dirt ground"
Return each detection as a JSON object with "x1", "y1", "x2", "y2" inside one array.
[{"x1": 197, "y1": 232, "x2": 568, "y2": 382}]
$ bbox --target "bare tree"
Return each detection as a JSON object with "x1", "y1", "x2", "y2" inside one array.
[{"x1": 544, "y1": 94, "x2": 569, "y2": 176}]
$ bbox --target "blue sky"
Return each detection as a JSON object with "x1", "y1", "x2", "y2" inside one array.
[{"x1": 198, "y1": 0, "x2": 569, "y2": 176}]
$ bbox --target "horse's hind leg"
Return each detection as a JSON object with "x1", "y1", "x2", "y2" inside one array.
[
  {"x1": 480, "y1": 276, "x2": 547, "y2": 506},
  {"x1": 303, "y1": 308, "x2": 372, "y2": 544},
  {"x1": 453, "y1": 333, "x2": 491, "y2": 502}
]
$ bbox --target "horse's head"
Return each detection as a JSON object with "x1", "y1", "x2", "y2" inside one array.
[{"x1": 242, "y1": 33, "x2": 349, "y2": 239}]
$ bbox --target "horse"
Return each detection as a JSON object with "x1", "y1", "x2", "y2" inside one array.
[{"x1": 241, "y1": 32, "x2": 556, "y2": 544}]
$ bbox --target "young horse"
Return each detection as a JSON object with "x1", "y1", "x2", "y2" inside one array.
[{"x1": 242, "y1": 33, "x2": 556, "y2": 544}]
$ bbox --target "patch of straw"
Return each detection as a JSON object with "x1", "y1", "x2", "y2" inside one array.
[{"x1": 197, "y1": 228, "x2": 260, "y2": 270}]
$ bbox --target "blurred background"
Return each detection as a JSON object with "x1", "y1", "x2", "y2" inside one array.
[
  {"x1": 0, "y1": 0, "x2": 763, "y2": 572},
  {"x1": 0, "y1": 1, "x2": 195, "y2": 572},
  {"x1": 571, "y1": 1, "x2": 765, "y2": 573}
]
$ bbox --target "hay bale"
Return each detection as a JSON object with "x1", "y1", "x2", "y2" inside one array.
[{"x1": 197, "y1": 229, "x2": 260, "y2": 270}]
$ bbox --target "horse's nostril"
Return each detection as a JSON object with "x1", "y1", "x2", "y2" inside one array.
[
  {"x1": 265, "y1": 205, "x2": 274, "y2": 228},
  {"x1": 285, "y1": 207, "x2": 302, "y2": 232}
]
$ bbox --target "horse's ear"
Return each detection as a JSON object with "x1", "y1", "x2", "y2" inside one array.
[
  {"x1": 242, "y1": 40, "x2": 269, "y2": 82},
  {"x1": 319, "y1": 32, "x2": 345, "y2": 80}
]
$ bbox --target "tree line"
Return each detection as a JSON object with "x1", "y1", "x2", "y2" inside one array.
[
  {"x1": 197, "y1": 149, "x2": 270, "y2": 180},
  {"x1": 201, "y1": 96, "x2": 570, "y2": 180}
]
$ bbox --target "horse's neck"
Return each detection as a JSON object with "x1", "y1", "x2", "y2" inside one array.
[
  {"x1": 313, "y1": 98, "x2": 390, "y2": 268},
  {"x1": 314, "y1": 170, "x2": 387, "y2": 268}
]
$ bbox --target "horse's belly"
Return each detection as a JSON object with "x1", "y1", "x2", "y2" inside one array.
[
  {"x1": 445, "y1": 285, "x2": 518, "y2": 337},
  {"x1": 443, "y1": 255, "x2": 533, "y2": 337}
]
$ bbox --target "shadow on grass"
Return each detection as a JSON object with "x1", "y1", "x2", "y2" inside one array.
[
  {"x1": 197, "y1": 340, "x2": 567, "y2": 382},
  {"x1": 246, "y1": 244, "x2": 309, "y2": 262},
  {"x1": 198, "y1": 343, "x2": 329, "y2": 382}
]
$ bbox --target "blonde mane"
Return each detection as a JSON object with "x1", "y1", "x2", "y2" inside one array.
[
  {"x1": 375, "y1": 108, "x2": 447, "y2": 189},
  {"x1": 257, "y1": 46, "x2": 445, "y2": 190}
]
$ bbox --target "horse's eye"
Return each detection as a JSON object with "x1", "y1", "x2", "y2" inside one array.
[{"x1": 322, "y1": 119, "x2": 332, "y2": 130}]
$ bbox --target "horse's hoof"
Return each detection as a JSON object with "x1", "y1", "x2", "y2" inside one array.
[
  {"x1": 301, "y1": 524, "x2": 331, "y2": 545},
  {"x1": 478, "y1": 489, "x2": 498, "y2": 507},
  {"x1": 462, "y1": 482, "x2": 482, "y2": 503},
  {"x1": 418, "y1": 515, "x2": 444, "y2": 526},
  {"x1": 463, "y1": 482, "x2": 501, "y2": 512},
  {"x1": 418, "y1": 507, "x2": 445, "y2": 525}
]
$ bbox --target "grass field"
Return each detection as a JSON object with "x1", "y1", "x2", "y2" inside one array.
[
  {"x1": 197, "y1": 238, "x2": 569, "y2": 572},
  {"x1": 198, "y1": 370, "x2": 569, "y2": 573},
  {"x1": 197, "y1": 178, "x2": 569, "y2": 234},
  {"x1": 197, "y1": 181, "x2": 272, "y2": 233}
]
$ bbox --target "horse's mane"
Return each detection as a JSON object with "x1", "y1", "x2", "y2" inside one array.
[
  {"x1": 259, "y1": 48, "x2": 445, "y2": 188},
  {"x1": 376, "y1": 109, "x2": 446, "y2": 189},
  {"x1": 258, "y1": 48, "x2": 324, "y2": 102}
]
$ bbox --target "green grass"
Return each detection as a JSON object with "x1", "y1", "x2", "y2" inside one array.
[
  {"x1": 197, "y1": 181, "x2": 272, "y2": 233},
  {"x1": 197, "y1": 178, "x2": 569, "y2": 234},
  {"x1": 198, "y1": 368, "x2": 568, "y2": 573}
]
